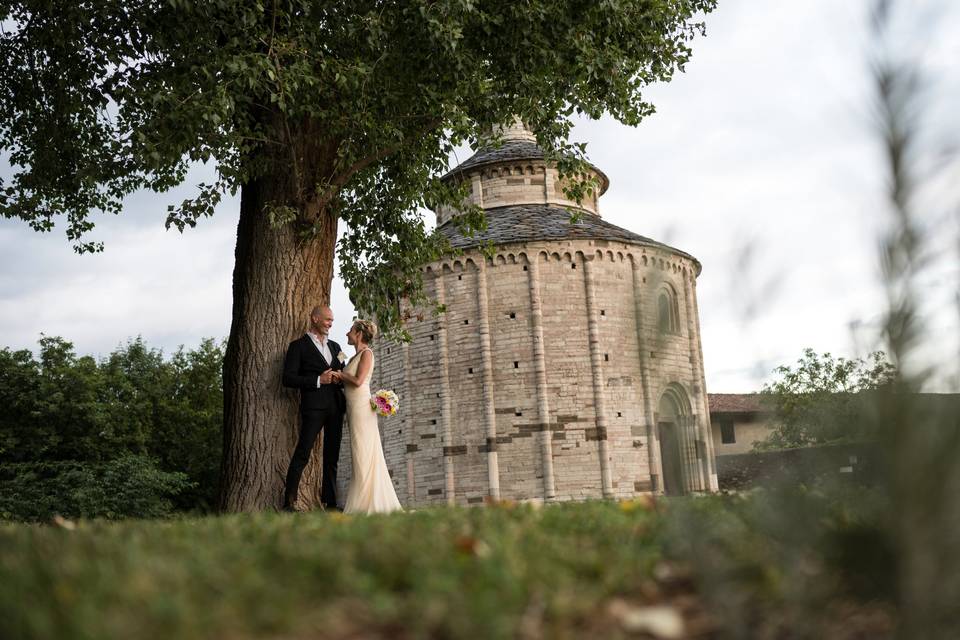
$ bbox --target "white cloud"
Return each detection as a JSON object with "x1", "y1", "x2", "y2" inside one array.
[{"x1": 1, "y1": 0, "x2": 957, "y2": 391}]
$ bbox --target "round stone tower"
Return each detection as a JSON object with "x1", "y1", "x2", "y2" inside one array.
[{"x1": 343, "y1": 123, "x2": 719, "y2": 506}]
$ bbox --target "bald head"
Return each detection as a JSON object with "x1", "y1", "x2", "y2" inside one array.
[{"x1": 309, "y1": 306, "x2": 334, "y2": 337}]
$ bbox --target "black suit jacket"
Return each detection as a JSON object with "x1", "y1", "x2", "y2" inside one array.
[{"x1": 282, "y1": 335, "x2": 346, "y2": 413}]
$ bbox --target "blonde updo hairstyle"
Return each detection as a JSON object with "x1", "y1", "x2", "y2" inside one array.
[{"x1": 352, "y1": 319, "x2": 378, "y2": 344}]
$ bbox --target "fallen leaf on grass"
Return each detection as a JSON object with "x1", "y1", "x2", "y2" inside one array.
[
  {"x1": 619, "y1": 495, "x2": 657, "y2": 513},
  {"x1": 607, "y1": 599, "x2": 685, "y2": 639},
  {"x1": 454, "y1": 535, "x2": 491, "y2": 558},
  {"x1": 484, "y1": 496, "x2": 518, "y2": 509},
  {"x1": 51, "y1": 515, "x2": 76, "y2": 530},
  {"x1": 653, "y1": 561, "x2": 693, "y2": 590}
]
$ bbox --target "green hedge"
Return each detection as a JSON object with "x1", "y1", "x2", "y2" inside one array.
[
  {"x1": 1, "y1": 336, "x2": 223, "y2": 517},
  {"x1": 0, "y1": 455, "x2": 193, "y2": 521}
]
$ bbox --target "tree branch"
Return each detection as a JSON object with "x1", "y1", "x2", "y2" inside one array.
[{"x1": 316, "y1": 117, "x2": 443, "y2": 210}]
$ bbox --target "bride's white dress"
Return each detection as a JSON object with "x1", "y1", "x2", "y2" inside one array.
[{"x1": 342, "y1": 348, "x2": 402, "y2": 515}]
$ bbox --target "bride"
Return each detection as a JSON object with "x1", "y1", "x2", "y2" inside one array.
[{"x1": 332, "y1": 319, "x2": 402, "y2": 515}]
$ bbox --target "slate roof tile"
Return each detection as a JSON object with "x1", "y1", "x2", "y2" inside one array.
[
  {"x1": 708, "y1": 394, "x2": 768, "y2": 414},
  {"x1": 437, "y1": 204, "x2": 698, "y2": 266},
  {"x1": 442, "y1": 140, "x2": 609, "y2": 192}
]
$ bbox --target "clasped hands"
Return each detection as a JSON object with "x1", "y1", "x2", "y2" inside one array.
[{"x1": 318, "y1": 368, "x2": 342, "y2": 385}]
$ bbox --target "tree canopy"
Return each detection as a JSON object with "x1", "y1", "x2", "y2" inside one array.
[
  {"x1": 756, "y1": 348, "x2": 898, "y2": 450},
  {"x1": 1, "y1": 0, "x2": 715, "y2": 329},
  {"x1": 0, "y1": 336, "x2": 223, "y2": 518}
]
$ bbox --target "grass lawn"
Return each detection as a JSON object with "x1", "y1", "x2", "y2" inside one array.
[{"x1": 0, "y1": 493, "x2": 897, "y2": 639}]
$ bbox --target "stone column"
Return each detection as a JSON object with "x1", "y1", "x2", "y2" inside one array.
[
  {"x1": 582, "y1": 254, "x2": 614, "y2": 498},
  {"x1": 685, "y1": 272, "x2": 719, "y2": 491},
  {"x1": 680, "y1": 273, "x2": 706, "y2": 491},
  {"x1": 681, "y1": 413, "x2": 701, "y2": 493},
  {"x1": 435, "y1": 272, "x2": 457, "y2": 504},
  {"x1": 471, "y1": 173, "x2": 484, "y2": 208},
  {"x1": 475, "y1": 258, "x2": 501, "y2": 499},
  {"x1": 631, "y1": 255, "x2": 663, "y2": 493},
  {"x1": 527, "y1": 253, "x2": 556, "y2": 500},
  {"x1": 402, "y1": 340, "x2": 416, "y2": 503},
  {"x1": 543, "y1": 166, "x2": 555, "y2": 203}
]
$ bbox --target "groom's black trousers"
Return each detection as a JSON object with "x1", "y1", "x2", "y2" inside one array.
[{"x1": 284, "y1": 407, "x2": 344, "y2": 508}]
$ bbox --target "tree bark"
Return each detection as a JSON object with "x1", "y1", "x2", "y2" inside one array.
[{"x1": 219, "y1": 159, "x2": 338, "y2": 512}]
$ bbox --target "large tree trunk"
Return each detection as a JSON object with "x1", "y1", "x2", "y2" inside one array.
[{"x1": 218, "y1": 161, "x2": 338, "y2": 512}]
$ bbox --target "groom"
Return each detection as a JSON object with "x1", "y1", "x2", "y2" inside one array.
[{"x1": 281, "y1": 305, "x2": 346, "y2": 511}]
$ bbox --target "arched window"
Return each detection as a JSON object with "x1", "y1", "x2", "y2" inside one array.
[{"x1": 657, "y1": 285, "x2": 680, "y2": 334}]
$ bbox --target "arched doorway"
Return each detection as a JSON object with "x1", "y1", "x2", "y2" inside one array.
[{"x1": 657, "y1": 385, "x2": 701, "y2": 496}]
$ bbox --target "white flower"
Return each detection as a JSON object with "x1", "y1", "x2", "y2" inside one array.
[{"x1": 337, "y1": 351, "x2": 347, "y2": 363}]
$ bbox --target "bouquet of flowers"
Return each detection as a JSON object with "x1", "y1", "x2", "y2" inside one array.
[{"x1": 371, "y1": 389, "x2": 399, "y2": 417}]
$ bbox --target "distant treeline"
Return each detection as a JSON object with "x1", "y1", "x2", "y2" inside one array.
[{"x1": 0, "y1": 336, "x2": 223, "y2": 521}]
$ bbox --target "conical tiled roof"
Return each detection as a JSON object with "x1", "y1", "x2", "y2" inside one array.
[
  {"x1": 436, "y1": 121, "x2": 698, "y2": 272},
  {"x1": 442, "y1": 125, "x2": 609, "y2": 195},
  {"x1": 446, "y1": 138, "x2": 546, "y2": 175},
  {"x1": 437, "y1": 204, "x2": 699, "y2": 267}
]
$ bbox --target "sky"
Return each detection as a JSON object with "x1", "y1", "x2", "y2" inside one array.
[{"x1": 1, "y1": 0, "x2": 958, "y2": 392}]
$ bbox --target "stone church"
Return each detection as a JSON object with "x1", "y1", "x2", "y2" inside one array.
[{"x1": 338, "y1": 122, "x2": 718, "y2": 506}]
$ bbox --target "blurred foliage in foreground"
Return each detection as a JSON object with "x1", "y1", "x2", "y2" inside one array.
[
  {"x1": 0, "y1": 336, "x2": 223, "y2": 519},
  {"x1": 0, "y1": 496, "x2": 902, "y2": 640}
]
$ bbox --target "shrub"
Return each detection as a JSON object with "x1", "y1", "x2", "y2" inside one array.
[
  {"x1": 0, "y1": 336, "x2": 223, "y2": 515},
  {"x1": 0, "y1": 455, "x2": 193, "y2": 521}
]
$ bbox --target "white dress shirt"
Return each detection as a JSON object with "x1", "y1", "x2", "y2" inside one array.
[{"x1": 306, "y1": 332, "x2": 333, "y2": 387}]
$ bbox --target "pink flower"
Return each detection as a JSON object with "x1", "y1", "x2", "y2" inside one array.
[{"x1": 370, "y1": 389, "x2": 399, "y2": 416}]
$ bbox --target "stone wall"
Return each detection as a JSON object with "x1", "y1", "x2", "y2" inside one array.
[
  {"x1": 711, "y1": 413, "x2": 773, "y2": 456},
  {"x1": 716, "y1": 443, "x2": 879, "y2": 491},
  {"x1": 340, "y1": 238, "x2": 718, "y2": 507}
]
